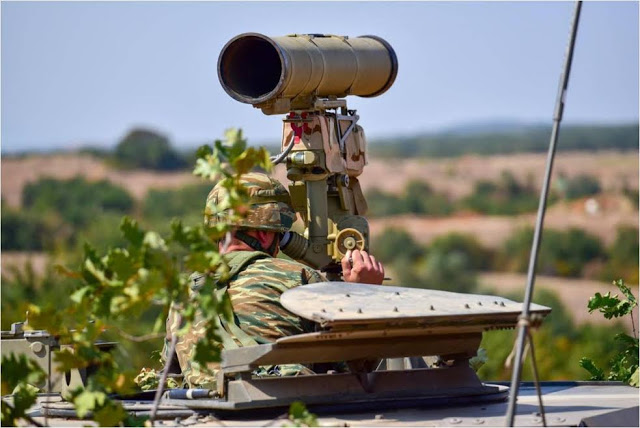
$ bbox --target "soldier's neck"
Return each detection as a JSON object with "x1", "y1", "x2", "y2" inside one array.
[{"x1": 219, "y1": 240, "x2": 254, "y2": 254}]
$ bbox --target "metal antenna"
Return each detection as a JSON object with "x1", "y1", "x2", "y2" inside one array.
[{"x1": 505, "y1": 1, "x2": 582, "y2": 425}]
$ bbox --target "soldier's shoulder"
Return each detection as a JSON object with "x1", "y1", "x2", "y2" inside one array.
[
  {"x1": 238, "y1": 256, "x2": 325, "y2": 285},
  {"x1": 250, "y1": 257, "x2": 315, "y2": 275}
]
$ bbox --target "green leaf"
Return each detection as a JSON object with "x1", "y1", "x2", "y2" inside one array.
[
  {"x1": 71, "y1": 286, "x2": 92, "y2": 304},
  {"x1": 615, "y1": 333, "x2": 639, "y2": 349},
  {"x1": 579, "y1": 357, "x2": 605, "y2": 380},
  {"x1": 84, "y1": 258, "x2": 109, "y2": 285},
  {"x1": 289, "y1": 401, "x2": 306, "y2": 419},
  {"x1": 73, "y1": 390, "x2": 107, "y2": 418},
  {"x1": 614, "y1": 279, "x2": 637, "y2": 306},
  {"x1": 2, "y1": 383, "x2": 40, "y2": 425},
  {"x1": 93, "y1": 402, "x2": 128, "y2": 427},
  {"x1": 106, "y1": 248, "x2": 137, "y2": 281},
  {"x1": 224, "y1": 128, "x2": 247, "y2": 153},
  {"x1": 1, "y1": 353, "x2": 45, "y2": 395},
  {"x1": 629, "y1": 367, "x2": 639, "y2": 387},
  {"x1": 587, "y1": 291, "x2": 632, "y2": 319},
  {"x1": 83, "y1": 242, "x2": 101, "y2": 265},
  {"x1": 469, "y1": 347, "x2": 488, "y2": 372},
  {"x1": 143, "y1": 231, "x2": 168, "y2": 251},
  {"x1": 195, "y1": 144, "x2": 213, "y2": 159},
  {"x1": 287, "y1": 401, "x2": 318, "y2": 427},
  {"x1": 54, "y1": 348, "x2": 89, "y2": 372},
  {"x1": 120, "y1": 216, "x2": 145, "y2": 247}
]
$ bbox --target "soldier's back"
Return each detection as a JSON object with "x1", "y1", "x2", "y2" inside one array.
[{"x1": 228, "y1": 254, "x2": 325, "y2": 343}]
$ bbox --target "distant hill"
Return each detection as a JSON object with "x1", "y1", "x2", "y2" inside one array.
[{"x1": 368, "y1": 123, "x2": 639, "y2": 158}]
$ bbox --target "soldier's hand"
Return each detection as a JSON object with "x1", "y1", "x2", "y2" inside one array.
[{"x1": 341, "y1": 249, "x2": 385, "y2": 285}]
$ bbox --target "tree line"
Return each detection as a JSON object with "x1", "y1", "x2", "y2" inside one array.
[{"x1": 368, "y1": 123, "x2": 639, "y2": 158}]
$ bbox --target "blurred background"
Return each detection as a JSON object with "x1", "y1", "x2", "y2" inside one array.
[{"x1": 1, "y1": 1, "x2": 638, "y2": 382}]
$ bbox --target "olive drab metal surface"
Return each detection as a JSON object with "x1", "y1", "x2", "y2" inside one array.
[
  {"x1": 156, "y1": 283, "x2": 552, "y2": 412},
  {"x1": 1, "y1": 322, "x2": 116, "y2": 395},
  {"x1": 217, "y1": 33, "x2": 398, "y2": 114},
  {"x1": 280, "y1": 282, "x2": 552, "y2": 329},
  {"x1": 218, "y1": 33, "x2": 393, "y2": 275}
]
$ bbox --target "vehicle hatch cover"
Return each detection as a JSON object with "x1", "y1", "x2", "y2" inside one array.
[{"x1": 281, "y1": 282, "x2": 551, "y2": 330}]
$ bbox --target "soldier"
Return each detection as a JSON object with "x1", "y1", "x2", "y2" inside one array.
[{"x1": 165, "y1": 172, "x2": 384, "y2": 388}]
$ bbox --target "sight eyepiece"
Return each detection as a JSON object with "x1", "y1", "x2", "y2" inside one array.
[{"x1": 218, "y1": 33, "x2": 398, "y2": 114}]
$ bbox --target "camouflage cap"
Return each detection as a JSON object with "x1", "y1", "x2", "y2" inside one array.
[{"x1": 205, "y1": 172, "x2": 295, "y2": 233}]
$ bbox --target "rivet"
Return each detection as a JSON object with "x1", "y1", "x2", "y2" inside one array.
[
  {"x1": 346, "y1": 294, "x2": 351, "y2": 298},
  {"x1": 430, "y1": 305, "x2": 435, "y2": 310},
  {"x1": 494, "y1": 301, "x2": 499, "y2": 305},
  {"x1": 464, "y1": 304, "x2": 470, "y2": 309},
  {"x1": 472, "y1": 419, "x2": 485, "y2": 425},
  {"x1": 393, "y1": 307, "x2": 398, "y2": 312},
  {"x1": 30, "y1": 342, "x2": 44, "y2": 354},
  {"x1": 447, "y1": 418, "x2": 462, "y2": 425},
  {"x1": 477, "y1": 301, "x2": 482, "y2": 306},
  {"x1": 500, "y1": 302, "x2": 506, "y2": 307},
  {"x1": 357, "y1": 308, "x2": 363, "y2": 314},
  {"x1": 339, "y1": 308, "x2": 343, "y2": 312},
  {"x1": 553, "y1": 417, "x2": 566, "y2": 423},
  {"x1": 394, "y1": 291, "x2": 400, "y2": 295},
  {"x1": 321, "y1": 308, "x2": 326, "y2": 313},
  {"x1": 375, "y1": 414, "x2": 384, "y2": 420}
]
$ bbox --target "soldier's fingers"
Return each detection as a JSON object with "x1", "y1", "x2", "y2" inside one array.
[
  {"x1": 378, "y1": 261, "x2": 385, "y2": 277},
  {"x1": 369, "y1": 255, "x2": 378, "y2": 269},
  {"x1": 351, "y1": 249, "x2": 365, "y2": 267},
  {"x1": 360, "y1": 250, "x2": 373, "y2": 269},
  {"x1": 341, "y1": 250, "x2": 353, "y2": 278}
]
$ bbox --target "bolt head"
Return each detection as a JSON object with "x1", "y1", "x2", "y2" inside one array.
[{"x1": 30, "y1": 341, "x2": 45, "y2": 356}]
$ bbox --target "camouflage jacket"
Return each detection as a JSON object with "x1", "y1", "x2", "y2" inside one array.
[{"x1": 165, "y1": 251, "x2": 326, "y2": 388}]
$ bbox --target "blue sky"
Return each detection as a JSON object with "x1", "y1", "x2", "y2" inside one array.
[{"x1": 1, "y1": 1, "x2": 638, "y2": 152}]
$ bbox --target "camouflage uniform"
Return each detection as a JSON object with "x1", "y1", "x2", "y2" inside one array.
[{"x1": 164, "y1": 173, "x2": 326, "y2": 388}]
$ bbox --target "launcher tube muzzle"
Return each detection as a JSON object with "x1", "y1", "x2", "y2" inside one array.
[{"x1": 218, "y1": 33, "x2": 398, "y2": 113}]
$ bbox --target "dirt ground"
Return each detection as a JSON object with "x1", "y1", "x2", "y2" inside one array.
[
  {"x1": 1, "y1": 154, "x2": 201, "y2": 207},
  {"x1": 368, "y1": 193, "x2": 638, "y2": 248},
  {"x1": 3, "y1": 150, "x2": 637, "y2": 208},
  {"x1": 4, "y1": 151, "x2": 635, "y2": 245}
]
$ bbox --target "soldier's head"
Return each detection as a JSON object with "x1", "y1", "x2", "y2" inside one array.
[{"x1": 205, "y1": 172, "x2": 295, "y2": 256}]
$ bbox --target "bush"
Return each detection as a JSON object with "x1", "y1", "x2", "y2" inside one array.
[
  {"x1": 497, "y1": 227, "x2": 605, "y2": 277},
  {"x1": 429, "y1": 233, "x2": 493, "y2": 271},
  {"x1": 601, "y1": 226, "x2": 639, "y2": 284},
  {"x1": 1, "y1": 207, "x2": 52, "y2": 251},
  {"x1": 22, "y1": 177, "x2": 134, "y2": 228},
  {"x1": 143, "y1": 183, "x2": 212, "y2": 220},
  {"x1": 564, "y1": 174, "x2": 601, "y2": 199},
  {"x1": 1, "y1": 262, "x2": 77, "y2": 330},
  {"x1": 366, "y1": 189, "x2": 403, "y2": 217},
  {"x1": 114, "y1": 128, "x2": 186, "y2": 171},
  {"x1": 375, "y1": 230, "x2": 480, "y2": 293},
  {"x1": 366, "y1": 180, "x2": 454, "y2": 218},
  {"x1": 372, "y1": 227, "x2": 424, "y2": 264},
  {"x1": 477, "y1": 287, "x2": 625, "y2": 381},
  {"x1": 461, "y1": 171, "x2": 542, "y2": 215},
  {"x1": 419, "y1": 249, "x2": 477, "y2": 293}
]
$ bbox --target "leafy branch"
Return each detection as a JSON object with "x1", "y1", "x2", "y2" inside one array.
[
  {"x1": 1, "y1": 129, "x2": 273, "y2": 426},
  {"x1": 580, "y1": 279, "x2": 638, "y2": 387}
]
